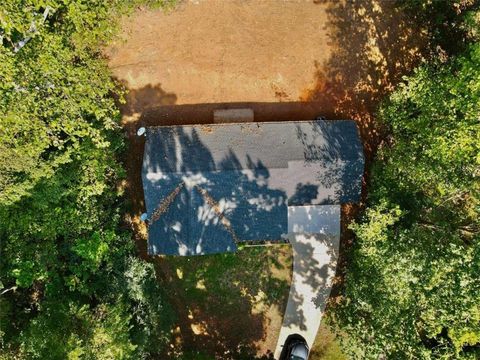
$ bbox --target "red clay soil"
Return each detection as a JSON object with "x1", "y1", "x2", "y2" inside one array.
[
  {"x1": 108, "y1": 0, "x2": 430, "y2": 358},
  {"x1": 109, "y1": 0, "x2": 428, "y2": 159}
]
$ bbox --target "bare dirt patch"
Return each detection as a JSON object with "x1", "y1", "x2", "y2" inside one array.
[
  {"x1": 108, "y1": 1, "x2": 332, "y2": 104},
  {"x1": 109, "y1": 0, "x2": 428, "y2": 163}
]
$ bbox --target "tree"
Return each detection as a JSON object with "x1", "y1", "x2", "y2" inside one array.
[
  {"x1": 0, "y1": 1, "x2": 175, "y2": 358},
  {"x1": 332, "y1": 10, "x2": 480, "y2": 359}
]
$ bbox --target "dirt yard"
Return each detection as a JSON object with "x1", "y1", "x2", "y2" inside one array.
[
  {"x1": 108, "y1": 0, "x2": 429, "y2": 358},
  {"x1": 108, "y1": 0, "x2": 427, "y2": 157},
  {"x1": 108, "y1": 1, "x2": 332, "y2": 105}
]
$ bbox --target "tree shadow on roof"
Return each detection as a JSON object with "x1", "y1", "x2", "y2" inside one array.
[
  {"x1": 143, "y1": 126, "x2": 290, "y2": 254},
  {"x1": 294, "y1": 121, "x2": 364, "y2": 204},
  {"x1": 289, "y1": 183, "x2": 319, "y2": 206}
]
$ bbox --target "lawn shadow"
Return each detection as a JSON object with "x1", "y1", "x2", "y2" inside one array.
[{"x1": 154, "y1": 246, "x2": 289, "y2": 359}]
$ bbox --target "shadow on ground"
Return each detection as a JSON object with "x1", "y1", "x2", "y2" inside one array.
[
  {"x1": 304, "y1": 0, "x2": 429, "y2": 159},
  {"x1": 154, "y1": 246, "x2": 291, "y2": 359}
]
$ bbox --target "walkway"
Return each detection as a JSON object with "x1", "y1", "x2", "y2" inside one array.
[{"x1": 274, "y1": 205, "x2": 340, "y2": 359}]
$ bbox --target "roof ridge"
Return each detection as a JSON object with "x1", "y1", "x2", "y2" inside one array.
[
  {"x1": 193, "y1": 185, "x2": 239, "y2": 244},
  {"x1": 146, "y1": 119, "x2": 354, "y2": 130},
  {"x1": 149, "y1": 182, "x2": 185, "y2": 224}
]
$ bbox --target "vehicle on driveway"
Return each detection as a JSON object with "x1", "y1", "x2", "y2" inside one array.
[{"x1": 279, "y1": 334, "x2": 310, "y2": 360}]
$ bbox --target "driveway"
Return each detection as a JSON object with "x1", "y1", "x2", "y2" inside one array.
[{"x1": 275, "y1": 205, "x2": 340, "y2": 359}]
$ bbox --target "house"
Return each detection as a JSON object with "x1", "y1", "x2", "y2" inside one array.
[{"x1": 141, "y1": 120, "x2": 364, "y2": 256}]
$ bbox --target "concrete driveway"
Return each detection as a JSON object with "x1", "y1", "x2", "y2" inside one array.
[{"x1": 275, "y1": 205, "x2": 340, "y2": 359}]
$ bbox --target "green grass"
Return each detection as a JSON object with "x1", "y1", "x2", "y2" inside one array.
[
  {"x1": 154, "y1": 245, "x2": 292, "y2": 358},
  {"x1": 310, "y1": 321, "x2": 347, "y2": 360}
]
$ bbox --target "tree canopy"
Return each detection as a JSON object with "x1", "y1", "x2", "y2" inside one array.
[
  {"x1": 0, "y1": 1, "x2": 174, "y2": 359},
  {"x1": 332, "y1": 6, "x2": 480, "y2": 359}
]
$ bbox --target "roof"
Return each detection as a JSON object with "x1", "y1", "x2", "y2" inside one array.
[{"x1": 142, "y1": 120, "x2": 364, "y2": 256}]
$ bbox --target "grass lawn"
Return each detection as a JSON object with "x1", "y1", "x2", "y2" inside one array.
[
  {"x1": 145, "y1": 242, "x2": 346, "y2": 359},
  {"x1": 310, "y1": 322, "x2": 347, "y2": 360},
  {"x1": 153, "y1": 244, "x2": 292, "y2": 359}
]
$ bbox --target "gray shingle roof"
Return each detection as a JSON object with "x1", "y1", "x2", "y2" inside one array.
[{"x1": 142, "y1": 120, "x2": 364, "y2": 256}]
